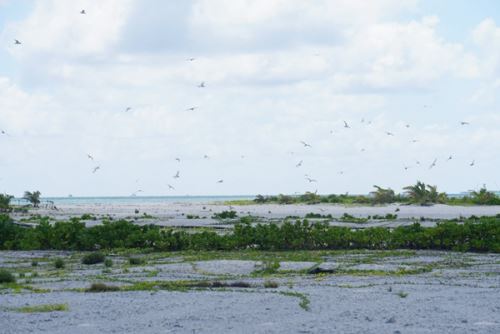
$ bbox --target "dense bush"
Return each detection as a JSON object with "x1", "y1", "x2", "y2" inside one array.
[
  {"x1": 212, "y1": 211, "x2": 238, "y2": 219},
  {"x1": 0, "y1": 214, "x2": 498, "y2": 253},
  {"x1": 82, "y1": 252, "x2": 106, "y2": 265},
  {"x1": 0, "y1": 194, "x2": 13, "y2": 212},
  {"x1": 128, "y1": 257, "x2": 145, "y2": 265},
  {"x1": 87, "y1": 283, "x2": 120, "y2": 292},
  {"x1": 0, "y1": 269, "x2": 16, "y2": 283},
  {"x1": 54, "y1": 258, "x2": 65, "y2": 269}
]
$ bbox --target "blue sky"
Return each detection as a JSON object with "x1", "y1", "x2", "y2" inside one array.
[{"x1": 0, "y1": 0, "x2": 499, "y2": 197}]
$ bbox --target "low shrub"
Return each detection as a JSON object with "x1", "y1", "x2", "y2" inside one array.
[
  {"x1": 264, "y1": 281, "x2": 279, "y2": 288},
  {"x1": 0, "y1": 269, "x2": 16, "y2": 283},
  {"x1": 87, "y1": 283, "x2": 120, "y2": 292},
  {"x1": 54, "y1": 258, "x2": 65, "y2": 269},
  {"x1": 129, "y1": 257, "x2": 145, "y2": 265},
  {"x1": 82, "y1": 252, "x2": 106, "y2": 265},
  {"x1": 104, "y1": 258, "x2": 113, "y2": 267}
]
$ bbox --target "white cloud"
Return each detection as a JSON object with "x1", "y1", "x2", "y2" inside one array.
[{"x1": 0, "y1": 0, "x2": 499, "y2": 195}]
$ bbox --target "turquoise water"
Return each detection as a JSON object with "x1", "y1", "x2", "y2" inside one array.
[{"x1": 12, "y1": 195, "x2": 255, "y2": 206}]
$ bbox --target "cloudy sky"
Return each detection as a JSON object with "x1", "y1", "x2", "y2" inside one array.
[{"x1": 0, "y1": 0, "x2": 499, "y2": 197}]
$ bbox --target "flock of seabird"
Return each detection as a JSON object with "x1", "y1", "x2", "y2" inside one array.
[{"x1": 5, "y1": 8, "x2": 478, "y2": 196}]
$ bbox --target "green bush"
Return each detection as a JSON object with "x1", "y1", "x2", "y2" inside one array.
[
  {"x1": 0, "y1": 269, "x2": 16, "y2": 283},
  {"x1": 31, "y1": 261, "x2": 38, "y2": 267},
  {"x1": 54, "y1": 258, "x2": 65, "y2": 269},
  {"x1": 104, "y1": 258, "x2": 113, "y2": 267},
  {"x1": 128, "y1": 257, "x2": 145, "y2": 265},
  {"x1": 87, "y1": 283, "x2": 120, "y2": 292},
  {"x1": 212, "y1": 211, "x2": 238, "y2": 219},
  {"x1": 82, "y1": 252, "x2": 105, "y2": 265}
]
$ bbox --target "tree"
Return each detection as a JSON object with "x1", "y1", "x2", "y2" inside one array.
[
  {"x1": 370, "y1": 185, "x2": 396, "y2": 204},
  {"x1": 403, "y1": 182, "x2": 446, "y2": 205},
  {"x1": 403, "y1": 181, "x2": 429, "y2": 205},
  {"x1": 0, "y1": 194, "x2": 13, "y2": 212},
  {"x1": 23, "y1": 191, "x2": 41, "y2": 208},
  {"x1": 470, "y1": 187, "x2": 500, "y2": 205}
]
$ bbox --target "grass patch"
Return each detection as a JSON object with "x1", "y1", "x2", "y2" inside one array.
[
  {"x1": 12, "y1": 303, "x2": 68, "y2": 313},
  {"x1": 280, "y1": 291, "x2": 310, "y2": 311}
]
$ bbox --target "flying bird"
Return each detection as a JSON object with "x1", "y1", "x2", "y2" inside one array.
[
  {"x1": 343, "y1": 121, "x2": 350, "y2": 129},
  {"x1": 385, "y1": 131, "x2": 394, "y2": 136},
  {"x1": 1, "y1": 130, "x2": 8, "y2": 135},
  {"x1": 300, "y1": 141, "x2": 312, "y2": 148},
  {"x1": 404, "y1": 166, "x2": 411, "y2": 171},
  {"x1": 411, "y1": 139, "x2": 419, "y2": 143},
  {"x1": 186, "y1": 58, "x2": 195, "y2": 61},
  {"x1": 429, "y1": 159, "x2": 437, "y2": 169},
  {"x1": 80, "y1": 9, "x2": 86, "y2": 14},
  {"x1": 167, "y1": 184, "x2": 175, "y2": 190},
  {"x1": 460, "y1": 121, "x2": 470, "y2": 126},
  {"x1": 296, "y1": 160, "x2": 303, "y2": 167},
  {"x1": 405, "y1": 124, "x2": 410, "y2": 128},
  {"x1": 203, "y1": 155, "x2": 210, "y2": 159},
  {"x1": 125, "y1": 107, "x2": 132, "y2": 112},
  {"x1": 305, "y1": 177, "x2": 317, "y2": 183},
  {"x1": 446, "y1": 155, "x2": 453, "y2": 161},
  {"x1": 92, "y1": 166, "x2": 100, "y2": 173},
  {"x1": 217, "y1": 179, "x2": 224, "y2": 183},
  {"x1": 14, "y1": 39, "x2": 21, "y2": 45},
  {"x1": 173, "y1": 171, "x2": 180, "y2": 178},
  {"x1": 470, "y1": 160, "x2": 475, "y2": 167},
  {"x1": 87, "y1": 154, "x2": 94, "y2": 160},
  {"x1": 175, "y1": 157, "x2": 181, "y2": 162},
  {"x1": 198, "y1": 82, "x2": 205, "y2": 88},
  {"x1": 185, "y1": 106, "x2": 197, "y2": 111}
]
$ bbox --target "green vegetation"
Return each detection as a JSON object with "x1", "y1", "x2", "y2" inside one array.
[
  {"x1": 212, "y1": 210, "x2": 238, "y2": 219},
  {"x1": 253, "y1": 183, "x2": 500, "y2": 206},
  {"x1": 11, "y1": 303, "x2": 68, "y2": 313},
  {"x1": 280, "y1": 291, "x2": 310, "y2": 311},
  {"x1": 104, "y1": 258, "x2": 113, "y2": 267},
  {"x1": 0, "y1": 214, "x2": 498, "y2": 252},
  {"x1": 129, "y1": 257, "x2": 145, "y2": 265},
  {"x1": 186, "y1": 214, "x2": 201, "y2": 219},
  {"x1": 264, "y1": 280, "x2": 279, "y2": 288},
  {"x1": 23, "y1": 191, "x2": 41, "y2": 208},
  {"x1": 339, "y1": 213, "x2": 368, "y2": 223},
  {"x1": 305, "y1": 213, "x2": 333, "y2": 219},
  {"x1": 54, "y1": 258, "x2": 65, "y2": 269},
  {"x1": 31, "y1": 260, "x2": 38, "y2": 267},
  {"x1": 87, "y1": 283, "x2": 120, "y2": 292},
  {"x1": 0, "y1": 269, "x2": 16, "y2": 283},
  {"x1": 396, "y1": 291, "x2": 409, "y2": 298},
  {"x1": 0, "y1": 194, "x2": 13, "y2": 212},
  {"x1": 82, "y1": 252, "x2": 106, "y2": 265}
]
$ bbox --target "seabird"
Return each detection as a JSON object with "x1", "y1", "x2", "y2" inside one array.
[
  {"x1": 296, "y1": 160, "x2": 303, "y2": 167},
  {"x1": 429, "y1": 159, "x2": 437, "y2": 169},
  {"x1": 87, "y1": 154, "x2": 94, "y2": 160},
  {"x1": 92, "y1": 166, "x2": 100, "y2": 173},
  {"x1": 305, "y1": 177, "x2": 317, "y2": 183},
  {"x1": 80, "y1": 9, "x2": 86, "y2": 14},
  {"x1": 300, "y1": 141, "x2": 312, "y2": 148},
  {"x1": 167, "y1": 184, "x2": 175, "y2": 190},
  {"x1": 14, "y1": 39, "x2": 21, "y2": 45},
  {"x1": 173, "y1": 171, "x2": 180, "y2": 178},
  {"x1": 198, "y1": 82, "x2": 205, "y2": 88},
  {"x1": 343, "y1": 121, "x2": 350, "y2": 128}
]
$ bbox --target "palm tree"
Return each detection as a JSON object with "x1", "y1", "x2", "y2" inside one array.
[
  {"x1": 403, "y1": 181, "x2": 429, "y2": 205},
  {"x1": 426, "y1": 185, "x2": 447, "y2": 204},
  {"x1": 470, "y1": 187, "x2": 497, "y2": 204},
  {"x1": 0, "y1": 194, "x2": 13, "y2": 212},
  {"x1": 370, "y1": 185, "x2": 395, "y2": 204},
  {"x1": 23, "y1": 191, "x2": 41, "y2": 208}
]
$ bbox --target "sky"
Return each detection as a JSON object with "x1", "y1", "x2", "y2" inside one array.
[{"x1": 0, "y1": 0, "x2": 499, "y2": 197}]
